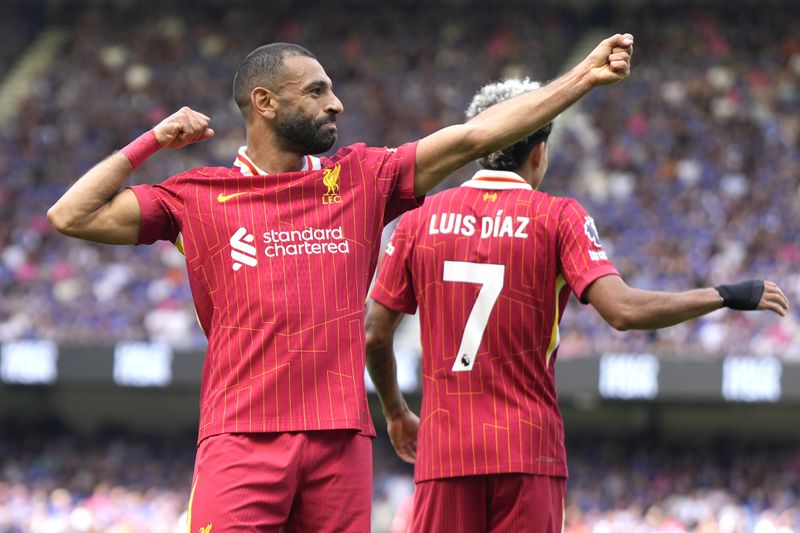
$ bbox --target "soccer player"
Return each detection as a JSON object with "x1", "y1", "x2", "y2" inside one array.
[
  {"x1": 365, "y1": 78, "x2": 790, "y2": 533},
  {"x1": 47, "y1": 37, "x2": 633, "y2": 531}
]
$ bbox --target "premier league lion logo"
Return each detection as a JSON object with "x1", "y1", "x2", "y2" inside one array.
[{"x1": 583, "y1": 216, "x2": 602, "y2": 248}]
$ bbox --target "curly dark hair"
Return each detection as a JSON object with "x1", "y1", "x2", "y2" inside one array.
[{"x1": 465, "y1": 78, "x2": 553, "y2": 172}]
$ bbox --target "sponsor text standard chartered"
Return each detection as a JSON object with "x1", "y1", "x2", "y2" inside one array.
[{"x1": 263, "y1": 226, "x2": 350, "y2": 257}]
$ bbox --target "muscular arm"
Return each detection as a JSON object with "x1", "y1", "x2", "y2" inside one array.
[
  {"x1": 47, "y1": 107, "x2": 213, "y2": 244},
  {"x1": 47, "y1": 155, "x2": 143, "y2": 244},
  {"x1": 585, "y1": 275, "x2": 789, "y2": 331},
  {"x1": 412, "y1": 33, "x2": 634, "y2": 196},
  {"x1": 365, "y1": 299, "x2": 419, "y2": 464}
]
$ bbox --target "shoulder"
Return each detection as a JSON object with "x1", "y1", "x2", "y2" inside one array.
[
  {"x1": 157, "y1": 166, "x2": 233, "y2": 186},
  {"x1": 187, "y1": 165, "x2": 237, "y2": 178},
  {"x1": 526, "y1": 191, "x2": 578, "y2": 217},
  {"x1": 555, "y1": 195, "x2": 589, "y2": 217},
  {"x1": 547, "y1": 196, "x2": 598, "y2": 239},
  {"x1": 329, "y1": 143, "x2": 367, "y2": 162},
  {"x1": 331, "y1": 142, "x2": 417, "y2": 162}
]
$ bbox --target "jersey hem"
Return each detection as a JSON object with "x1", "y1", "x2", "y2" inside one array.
[
  {"x1": 197, "y1": 420, "x2": 377, "y2": 446},
  {"x1": 370, "y1": 289, "x2": 418, "y2": 315},
  {"x1": 414, "y1": 463, "x2": 568, "y2": 483},
  {"x1": 572, "y1": 267, "x2": 620, "y2": 303}
]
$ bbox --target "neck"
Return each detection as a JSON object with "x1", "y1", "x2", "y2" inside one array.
[
  {"x1": 518, "y1": 170, "x2": 538, "y2": 188},
  {"x1": 518, "y1": 159, "x2": 541, "y2": 189},
  {"x1": 245, "y1": 129, "x2": 306, "y2": 174}
]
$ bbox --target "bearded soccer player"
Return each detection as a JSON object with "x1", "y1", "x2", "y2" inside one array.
[
  {"x1": 48, "y1": 36, "x2": 633, "y2": 531},
  {"x1": 365, "y1": 78, "x2": 790, "y2": 533}
]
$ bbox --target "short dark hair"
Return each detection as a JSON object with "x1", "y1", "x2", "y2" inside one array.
[
  {"x1": 232, "y1": 43, "x2": 317, "y2": 113},
  {"x1": 465, "y1": 78, "x2": 553, "y2": 172}
]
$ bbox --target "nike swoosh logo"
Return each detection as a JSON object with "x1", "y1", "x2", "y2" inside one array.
[{"x1": 217, "y1": 192, "x2": 249, "y2": 203}]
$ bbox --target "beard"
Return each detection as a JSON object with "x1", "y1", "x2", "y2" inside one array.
[{"x1": 274, "y1": 107, "x2": 338, "y2": 155}]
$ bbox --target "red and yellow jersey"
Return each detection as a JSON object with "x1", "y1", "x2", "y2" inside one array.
[
  {"x1": 130, "y1": 143, "x2": 420, "y2": 443},
  {"x1": 370, "y1": 170, "x2": 618, "y2": 482}
]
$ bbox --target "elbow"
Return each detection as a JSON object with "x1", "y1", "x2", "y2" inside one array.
[
  {"x1": 365, "y1": 302, "x2": 402, "y2": 359},
  {"x1": 47, "y1": 205, "x2": 70, "y2": 235},
  {"x1": 605, "y1": 307, "x2": 636, "y2": 332},
  {"x1": 609, "y1": 317, "x2": 631, "y2": 332},
  {"x1": 47, "y1": 204, "x2": 84, "y2": 237},
  {"x1": 365, "y1": 319, "x2": 396, "y2": 359},
  {"x1": 365, "y1": 327, "x2": 389, "y2": 355}
]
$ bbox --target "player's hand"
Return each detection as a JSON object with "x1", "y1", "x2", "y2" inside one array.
[
  {"x1": 583, "y1": 33, "x2": 634, "y2": 86},
  {"x1": 153, "y1": 107, "x2": 214, "y2": 149},
  {"x1": 758, "y1": 280, "x2": 790, "y2": 316},
  {"x1": 387, "y1": 409, "x2": 419, "y2": 464}
]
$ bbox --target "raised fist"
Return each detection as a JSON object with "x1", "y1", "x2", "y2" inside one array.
[
  {"x1": 154, "y1": 106, "x2": 214, "y2": 149},
  {"x1": 584, "y1": 33, "x2": 634, "y2": 87}
]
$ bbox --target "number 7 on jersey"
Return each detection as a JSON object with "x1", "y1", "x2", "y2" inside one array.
[{"x1": 442, "y1": 260, "x2": 505, "y2": 372}]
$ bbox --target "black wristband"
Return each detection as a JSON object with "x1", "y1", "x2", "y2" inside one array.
[{"x1": 715, "y1": 280, "x2": 764, "y2": 310}]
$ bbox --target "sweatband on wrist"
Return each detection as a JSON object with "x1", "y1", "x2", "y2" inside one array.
[
  {"x1": 120, "y1": 130, "x2": 161, "y2": 169},
  {"x1": 715, "y1": 280, "x2": 764, "y2": 310}
]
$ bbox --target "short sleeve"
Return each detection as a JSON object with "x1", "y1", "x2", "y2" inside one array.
[
  {"x1": 369, "y1": 213, "x2": 418, "y2": 314},
  {"x1": 128, "y1": 177, "x2": 184, "y2": 245},
  {"x1": 557, "y1": 199, "x2": 620, "y2": 302},
  {"x1": 364, "y1": 141, "x2": 424, "y2": 225}
]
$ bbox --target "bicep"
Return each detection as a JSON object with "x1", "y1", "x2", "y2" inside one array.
[{"x1": 78, "y1": 188, "x2": 142, "y2": 245}]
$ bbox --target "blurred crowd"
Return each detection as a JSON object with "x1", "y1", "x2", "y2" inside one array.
[
  {"x1": 564, "y1": 441, "x2": 800, "y2": 532},
  {"x1": 0, "y1": 426, "x2": 194, "y2": 532},
  {"x1": 548, "y1": 2, "x2": 800, "y2": 361},
  {"x1": 0, "y1": 0, "x2": 798, "y2": 359},
  {"x1": 1, "y1": 425, "x2": 797, "y2": 533},
  {"x1": 0, "y1": 424, "x2": 416, "y2": 533}
]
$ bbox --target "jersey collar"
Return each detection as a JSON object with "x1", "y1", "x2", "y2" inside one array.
[
  {"x1": 233, "y1": 146, "x2": 322, "y2": 176},
  {"x1": 460, "y1": 170, "x2": 533, "y2": 190}
]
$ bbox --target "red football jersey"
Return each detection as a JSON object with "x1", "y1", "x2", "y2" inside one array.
[
  {"x1": 130, "y1": 143, "x2": 420, "y2": 443},
  {"x1": 370, "y1": 170, "x2": 618, "y2": 482}
]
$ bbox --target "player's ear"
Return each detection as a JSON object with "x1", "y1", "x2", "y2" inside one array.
[
  {"x1": 251, "y1": 86, "x2": 278, "y2": 119},
  {"x1": 529, "y1": 142, "x2": 546, "y2": 169}
]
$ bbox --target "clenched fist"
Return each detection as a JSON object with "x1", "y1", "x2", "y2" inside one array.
[
  {"x1": 154, "y1": 107, "x2": 214, "y2": 149},
  {"x1": 584, "y1": 33, "x2": 634, "y2": 86}
]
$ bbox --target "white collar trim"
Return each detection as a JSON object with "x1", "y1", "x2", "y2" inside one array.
[
  {"x1": 460, "y1": 170, "x2": 533, "y2": 190},
  {"x1": 233, "y1": 146, "x2": 321, "y2": 176}
]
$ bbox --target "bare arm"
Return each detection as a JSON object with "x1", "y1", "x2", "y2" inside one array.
[
  {"x1": 365, "y1": 299, "x2": 419, "y2": 464},
  {"x1": 47, "y1": 107, "x2": 214, "y2": 244},
  {"x1": 585, "y1": 275, "x2": 789, "y2": 331},
  {"x1": 47, "y1": 157, "x2": 143, "y2": 245},
  {"x1": 412, "y1": 33, "x2": 634, "y2": 196}
]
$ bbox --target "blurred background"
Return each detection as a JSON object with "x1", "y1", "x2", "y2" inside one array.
[{"x1": 0, "y1": 0, "x2": 799, "y2": 531}]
